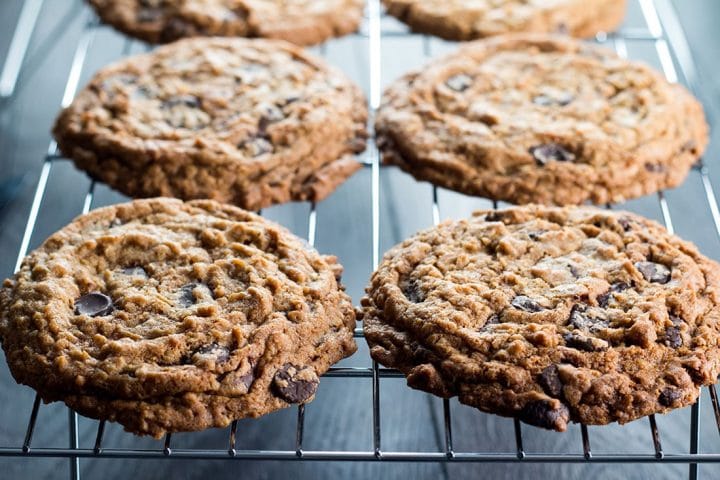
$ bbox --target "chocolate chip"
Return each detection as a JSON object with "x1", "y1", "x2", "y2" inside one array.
[
  {"x1": 178, "y1": 283, "x2": 200, "y2": 308},
  {"x1": 528, "y1": 231, "x2": 543, "y2": 241},
  {"x1": 257, "y1": 104, "x2": 284, "y2": 133},
  {"x1": 511, "y1": 295, "x2": 543, "y2": 313},
  {"x1": 663, "y1": 326, "x2": 682, "y2": 348},
  {"x1": 635, "y1": 261, "x2": 671, "y2": 284},
  {"x1": 539, "y1": 365, "x2": 563, "y2": 398},
  {"x1": 484, "y1": 211, "x2": 506, "y2": 222},
  {"x1": 445, "y1": 74, "x2": 472, "y2": 92},
  {"x1": 530, "y1": 143, "x2": 576, "y2": 165},
  {"x1": 238, "y1": 137, "x2": 273, "y2": 157},
  {"x1": 563, "y1": 333, "x2": 609, "y2": 352},
  {"x1": 598, "y1": 282, "x2": 630, "y2": 308},
  {"x1": 532, "y1": 93, "x2": 574, "y2": 107},
  {"x1": 75, "y1": 292, "x2": 113, "y2": 317},
  {"x1": 519, "y1": 400, "x2": 570, "y2": 431},
  {"x1": 568, "y1": 264, "x2": 581, "y2": 278},
  {"x1": 283, "y1": 95, "x2": 301, "y2": 105},
  {"x1": 122, "y1": 266, "x2": 147, "y2": 277},
  {"x1": 659, "y1": 387, "x2": 682, "y2": 407},
  {"x1": 479, "y1": 314, "x2": 500, "y2": 331},
  {"x1": 193, "y1": 343, "x2": 230, "y2": 364},
  {"x1": 568, "y1": 304, "x2": 589, "y2": 328},
  {"x1": 618, "y1": 217, "x2": 632, "y2": 232},
  {"x1": 402, "y1": 279, "x2": 424, "y2": 304},
  {"x1": 644, "y1": 163, "x2": 665, "y2": 173},
  {"x1": 238, "y1": 369, "x2": 255, "y2": 390},
  {"x1": 568, "y1": 304, "x2": 609, "y2": 331},
  {"x1": 272, "y1": 364, "x2": 319, "y2": 403},
  {"x1": 663, "y1": 315, "x2": 684, "y2": 348},
  {"x1": 412, "y1": 345, "x2": 433, "y2": 362},
  {"x1": 162, "y1": 95, "x2": 201, "y2": 109},
  {"x1": 681, "y1": 139, "x2": 698, "y2": 153}
]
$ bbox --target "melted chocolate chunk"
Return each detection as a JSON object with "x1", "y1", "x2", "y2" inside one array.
[
  {"x1": 479, "y1": 314, "x2": 500, "y2": 332},
  {"x1": 563, "y1": 333, "x2": 609, "y2": 352},
  {"x1": 568, "y1": 304, "x2": 608, "y2": 331},
  {"x1": 644, "y1": 163, "x2": 666, "y2": 173},
  {"x1": 539, "y1": 365, "x2": 563, "y2": 398},
  {"x1": 519, "y1": 400, "x2": 570, "y2": 431},
  {"x1": 445, "y1": 74, "x2": 472, "y2": 92},
  {"x1": 283, "y1": 95, "x2": 301, "y2": 105},
  {"x1": 511, "y1": 295, "x2": 544, "y2": 313},
  {"x1": 618, "y1": 217, "x2": 633, "y2": 232},
  {"x1": 258, "y1": 104, "x2": 284, "y2": 133},
  {"x1": 75, "y1": 292, "x2": 113, "y2": 317},
  {"x1": 402, "y1": 279, "x2": 425, "y2": 304},
  {"x1": 598, "y1": 282, "x2": 630, "y2": 308},
  {"x1": 238, "y1": 369, "x2": 255, "y2": 390},
  {"x1": 272, "y1": 364, "x2": 319, "y2": 404},
  {"x1": 527, "y1": 231, "x2": 543, "y2": 241},
  {"x1": 162, "y1": 95, "x2": 201, "y2": 109},
  {"x1": 412, "y1": 345, "x2": 433, "y2": 362},
  {"x1": 568, "y1": 264, "x2": 581, "y2": 278},
  {"x1": 178, "y1": 283, "x2": 209, "y2": 308},
  {"x1": 193, "y1": 343, "x2": 231, "y2": 364},
  {"x1": 664, "y1": 326, "x2": 682, "y2": 348},
  {"x1": 681, "y1": 139, "x2": 698, "y2": 153},
  {"x1": 530, "y1": 143, "x2": 576, "y2": 165},
  {"x1": 635, "y1": 261, "x2": 671, "y2": 284},
  {"x1": 659, "y1": 387, "x2": 682, "y2": 407},
  {"x1": 484, "y1": 211, "x2": 507, "y2": 222},
  {"x1": 663, "y1": 315, "x2": 684, "y2": 348}
]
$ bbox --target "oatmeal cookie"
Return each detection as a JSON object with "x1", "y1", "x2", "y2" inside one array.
[
  {"x1": 361, "y1": 205, "x2": 720, "y2": 430},
  {"x1": 0, "y1": 198, "x2": 357, "y2": 437},
  {"x1": 376, "y1": 35, "x2": 707, "y2": 206},
  {"x1": 53, "y1": 37, "x2": 368, "y2": 211}
]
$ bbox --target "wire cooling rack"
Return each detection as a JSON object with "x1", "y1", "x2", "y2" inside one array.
[{"x1": 1, "y1": 1, "x2": 720, "y2": 479}]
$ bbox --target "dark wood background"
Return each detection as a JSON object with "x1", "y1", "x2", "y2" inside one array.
[{"x1": 1, "y1": 1, "x2": 720, "y2": 478}]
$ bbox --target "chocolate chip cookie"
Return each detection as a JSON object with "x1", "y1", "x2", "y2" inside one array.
[
  {"x1": 383, "y1": 0, "x2": 627, "y2": 40},
  {"x1": 88, "y1": 0, "x2": 364, "y2": 45},
  {"x1": 360, "y1": 205, "x2": 720, "y2": 430},
  {"x1": 53, "y1": 37, "x2": 368, "y2": 211},
  {"x1": 0, "y1": 198, "x2": 357, "y2": 437},
  {"x1": 376, "y1": 35, "x2": 708, "y2": 206}
]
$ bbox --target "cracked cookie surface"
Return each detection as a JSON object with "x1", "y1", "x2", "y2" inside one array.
[
  {"x1": 87, "y1": 0, "x2": 364, "y2": 45},
  {"x1": 53, "y1": 37, "x2": 368, "y2": 211},
  {"x1": 0, "y1": 198, "x2": 356, "y2": 437},
  {"x1": 383, "y1": 0, "x2": 627, "y2": 40},
  {"x1": 361, "y1": 205, "x2": 720, "y2": 430},
  {"x1": 376, "y1": 35, "x2": 708, "y2": 206}
]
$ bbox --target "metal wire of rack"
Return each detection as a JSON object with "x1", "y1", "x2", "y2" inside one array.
[
  {"x1": 1, "y1": 1, "x2": 720, "y2": 479},
  {"x1": 0, "y1": 0, "x2": 44, "y2": 99}
]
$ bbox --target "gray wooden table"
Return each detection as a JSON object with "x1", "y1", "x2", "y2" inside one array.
[{"x1": 1, "y1": 1, "x2": 720, "y2": 479}]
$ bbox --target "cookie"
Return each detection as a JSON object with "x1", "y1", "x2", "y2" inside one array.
[
  {"x1": 53, "y1": 37, "x2": 368, "y2": 212},
  {"x1": 0, "y1": 198, "x2": 357, "y2": 437},
  {"x1": 88, "y1": 0, "x2": 364, "y2": 45},
  {"x1": 376, "y1": 35, "x2": 708, "y2": 206},
  {"x1": 360, "y1": 205, "x2": 720, "y2": 431},
  {"x1": 383, "y1": 0, "x2": 627, "y2": 41}
]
